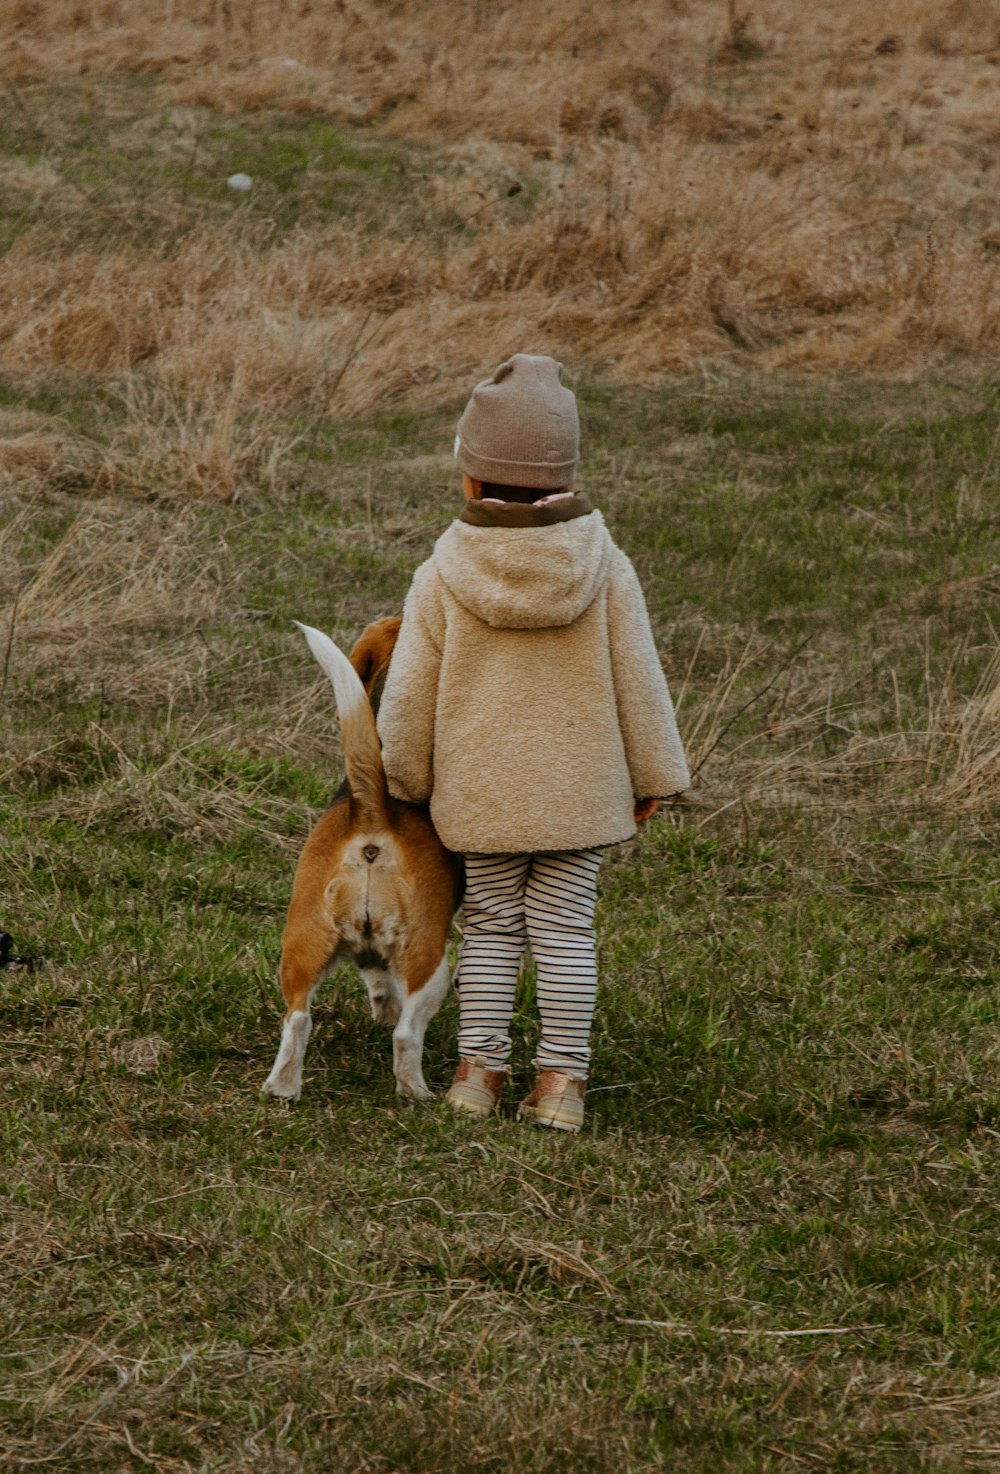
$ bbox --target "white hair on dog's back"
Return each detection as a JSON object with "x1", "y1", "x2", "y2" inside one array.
[{"x1": 293, "y1": 622, "x2": 388, "y2": 823}]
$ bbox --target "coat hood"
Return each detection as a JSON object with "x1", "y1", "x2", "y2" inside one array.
[{"x1": 434, "y1": 509, "x2": 614, "y2": 630}]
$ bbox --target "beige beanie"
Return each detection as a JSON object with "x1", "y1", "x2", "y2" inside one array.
[{"x1": 455, "y1": 353, "x2": 580, "y2": 489}]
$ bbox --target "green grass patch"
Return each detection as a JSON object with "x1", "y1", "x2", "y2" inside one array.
[{"x1": 0, "y1": 77, "x2": 442, "y2": 253}]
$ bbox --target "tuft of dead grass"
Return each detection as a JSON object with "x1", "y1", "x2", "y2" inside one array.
[
  {"x1": 935, "y1": 646, "x2": 1000, "y2": 806},
  {"x1": 8, "y1": 504, "x2": 218, "y2": 645},
  {"x1": 0, "y1": 500, "x2": 227, "y2": 717},
  {"x1": 28, "y1": 728, "x2": 300, "y2": 848},
  {"x1": 97, "y1": 378, "x2": 297, "y2": 502},
  {"x1": 0, "y1": 433, "x2": 64, "y2": 479}
]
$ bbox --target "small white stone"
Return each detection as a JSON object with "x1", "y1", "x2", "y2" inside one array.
[{"x1": 227, "y1": 173, "x2": 253, "y2": 192}]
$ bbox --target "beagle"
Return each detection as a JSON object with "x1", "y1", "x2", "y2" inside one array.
[{"x1": 261, "y1": 617, "x2": 462, "y2": 1101}]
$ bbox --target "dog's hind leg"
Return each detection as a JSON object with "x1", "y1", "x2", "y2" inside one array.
[
  {"x1": 361, "y1": 965, "x2": 402, "y2": 1026},
  {"x1": 262, "y1": 923, "x2": 340, "y2": 1100},
  {"x1": 392, "y1": 947, "x2": 451, "y2": 1100}
]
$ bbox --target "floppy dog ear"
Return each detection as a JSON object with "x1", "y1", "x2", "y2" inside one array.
[
  {"x1": 349, "y1": 616, "x2": 403, "y2": 694},
  {"x1": 349, "y1": 634, "x2": 377, "y2": 688}
]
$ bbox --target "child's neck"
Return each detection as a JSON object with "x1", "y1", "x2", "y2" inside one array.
[{"x1": 463, "y1": 474, "x2": 572, "y2": 506}]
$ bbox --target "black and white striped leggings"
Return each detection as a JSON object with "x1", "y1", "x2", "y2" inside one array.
[{"x1": 456, "y1": 849, "x2": 603, "y2": 1076}]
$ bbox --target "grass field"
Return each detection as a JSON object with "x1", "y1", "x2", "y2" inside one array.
[
  {"x1": 3, "y1": 6, "x2": 1000, "y2": 1471},
  {"x1": 4, "y1": 369, "x2": 1000, "y2": 1472}
]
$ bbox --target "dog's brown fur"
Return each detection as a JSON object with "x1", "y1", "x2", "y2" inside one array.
[{"x1": 262, "y1": 617, "x2": 462, "y2": 1101}]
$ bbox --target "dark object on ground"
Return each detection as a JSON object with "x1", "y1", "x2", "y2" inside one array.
[{"x1": 0, "y1": 932, "x2": 40, "y2": 972}]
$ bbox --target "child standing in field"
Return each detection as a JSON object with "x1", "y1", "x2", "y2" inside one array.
[{"x1": 376, "y1": 354, "x2": 689, "y2": 1131}]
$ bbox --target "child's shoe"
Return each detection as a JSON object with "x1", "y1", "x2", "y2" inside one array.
[
  {"x1": 517, "y1": 1070, "x2": 586, "y2": 1133},
  {"x1": 445, "y1": 1055, "x2": 508, "y2": 1118}
]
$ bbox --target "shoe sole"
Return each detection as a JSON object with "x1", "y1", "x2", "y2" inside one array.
[
  {"x1": 518, "y1": 1103, "x2": 583, "y2": 1133},
  {"x1": 446, "y1": 1086, "x2": 499, "y2": 1118}
]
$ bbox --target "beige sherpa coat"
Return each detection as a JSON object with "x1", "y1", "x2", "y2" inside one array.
[{"x1": 376, "y1": 506, "x2": 690, "y2": 853}]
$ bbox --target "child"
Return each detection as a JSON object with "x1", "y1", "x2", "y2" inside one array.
[{"x1": 376, "y1": 354, "x2": 689, "y2": 1131}]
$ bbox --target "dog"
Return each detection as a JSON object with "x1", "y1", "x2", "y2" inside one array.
[{"x1": 261, "y1": 617, "x2": 463, "y2": 1102}]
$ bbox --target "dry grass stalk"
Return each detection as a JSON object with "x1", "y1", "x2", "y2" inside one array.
[
  {"x1": 27, "y1": 724, "x2": 297, "y2": 848},
  {"x1": 934, "y1": 646, "x2": 1000, "y2": 804},
  {"x1": 10, "y1": 505, "x2": 219, "y2": 647}
]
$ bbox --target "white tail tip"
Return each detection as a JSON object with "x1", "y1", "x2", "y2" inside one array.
[{"x1": 293, "y1": 621, "x2": 367, "y2": 718}]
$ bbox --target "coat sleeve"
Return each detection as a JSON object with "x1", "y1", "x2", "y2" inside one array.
[
  {"x1": 376, "y1": 564, "x2": 443, "y2": 807},
  {"x1": 607, "y1": 553, "x2": 690, "y2": 799}
]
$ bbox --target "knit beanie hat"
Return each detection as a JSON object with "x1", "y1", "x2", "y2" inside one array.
[{"x1": 455, "y1": 353, "x2": 580, "y2": 490}]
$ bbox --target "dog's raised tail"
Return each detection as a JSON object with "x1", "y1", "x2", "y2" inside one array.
[{"x1": 294, "y1": 622, "x2": 388, "y2": 822}]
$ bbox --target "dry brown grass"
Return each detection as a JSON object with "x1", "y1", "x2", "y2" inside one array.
[
  {"x1": 0, "y1": 499, "x2": 225, "y2": 718},
  {"x1": 9, "y1": 505, "x2": 217, "y2": 644},
  {"x1": 1, "y1": 0, "x2": 999, "y2": 415},
  {"x1": 936, "y1": 645, "x2": 1000, "y2": 805}
]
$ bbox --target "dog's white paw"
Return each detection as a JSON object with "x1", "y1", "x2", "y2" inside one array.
[
  {"x1": 261, "y1": 1072, "x2": 302, "y2": 1100},
  {"x1": 396, "y1": 1077, "x2": 434, "y2": 1101},
  {"x1": 262, "y1": 1011, "x2": 310, "y2": 1101}
]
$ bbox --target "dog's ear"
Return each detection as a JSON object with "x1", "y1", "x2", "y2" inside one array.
[
  {"x1": 368, "y1": 617, "x2": 402, "y2": 677},
  {"x1": 349, "y1": 617, "x2": 403, "y2": 694},
  {"x1": 349, "y1": 633, "x2": 377, "y2": 688}
]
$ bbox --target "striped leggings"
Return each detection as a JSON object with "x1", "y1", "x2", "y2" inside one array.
[{"x1": 456, "y1": 849, "x2": 603, "y2": 1076}]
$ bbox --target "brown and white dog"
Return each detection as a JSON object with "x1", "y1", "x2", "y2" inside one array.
[{"x1": 261, "y1": 617, "x2": 462, "y2": 1102}]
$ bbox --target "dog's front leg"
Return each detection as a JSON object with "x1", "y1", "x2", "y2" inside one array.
[{"x1": 393, "y1": 953, "x2": 450, "y2": 1099}]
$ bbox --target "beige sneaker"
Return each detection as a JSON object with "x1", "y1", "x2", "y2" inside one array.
[
  {"x1": 517, "y1": 1070, "x2": 586, "y2": 1133},
  {"x1": 445, "y1": 1055, "x2": 508, "y2": 1118}
]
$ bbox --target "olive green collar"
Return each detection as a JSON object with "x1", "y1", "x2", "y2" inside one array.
[{"x1": 459, "y1": 493, "x2": 594, "y2": 528}]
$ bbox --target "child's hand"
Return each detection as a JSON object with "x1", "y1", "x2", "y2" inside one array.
[{"x1": 634, "y1": 797, "x2": 660, "y2": 825}]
